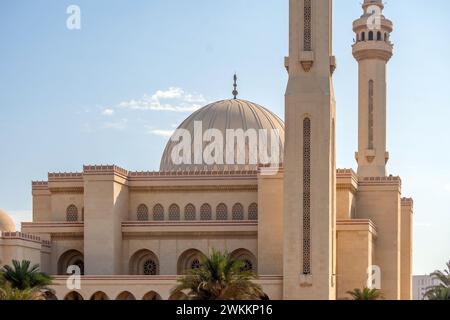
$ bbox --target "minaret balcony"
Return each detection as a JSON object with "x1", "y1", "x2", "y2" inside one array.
[
  {"x1": 352, "y1": 41, "x2": 393, "y2": 61},
  {"x1": 353, "y1": 17, "x2": 393, "y2": 33}
]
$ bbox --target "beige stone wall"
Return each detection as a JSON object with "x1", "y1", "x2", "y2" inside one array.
[
  {"x1": 122, "y1": 237, "x2": 257, "y2": 276},
  {"x1": 355, "y1": 179, "x2": 401, "y2": 300},
  {"x1": 0, "y1": 238, "x2": 42, "y2": 267},
  {"x1": 336, "y1": 220, "x2": 376, "y2": 299},
  {"x1": 32, "y1": 187, "x2": 52, "y2": 222},
  {"x1": 50, "y1": 239, "x2": 84, "y2": 275},
  {"x1": 336, "y1": 170, "x2": 358, "y2": 220},
  {"x1": 83, "y1": 171, "x2": 128, "y2": 275},
  {"x1": 128, "y1": 190, "x2": 257, "y2": 221},
  {"x1": 400, "y1": 199, "x2": 413, "y2": 300},
  {"x1": 49, "y1": 193, "x2": 84, "y2": 222},
  {"x1": 257, "y1": 172, "x2": 283, "y2": 275}
]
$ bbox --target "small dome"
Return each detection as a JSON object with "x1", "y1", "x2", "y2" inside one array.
[
  {"x1": 0, "y1": 209, "x2": 16, "y2": 232},
  {"x1": 160, "y1": 99, "x2": 285, "y2": 172}
]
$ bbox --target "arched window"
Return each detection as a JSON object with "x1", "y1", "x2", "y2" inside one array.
[
  {"x1": 129, "y1": 249, "x2": 159, "y2": 275},
  {"x1": 116, "y1": 291, "x2": 136, "y2": 300},
  {"x1": 232, "y1": 203, "x2": 244, "y2": 220},
  {"x1": 361, "y1": 32, "x2": 366, "y2": 41},
  {"x1": 64, "y1": 291, "x2": 83, "y2": 300},
  {"x1": 216, "y1": 203, "x2": 228, "y2": 220},
  {"x1": 248, "y1": 203, "x2": 258, "y2": 221},
  {"x1": 184, "y1": 204, "x2": 196, "y2": 221},
  {"x1": 231, "y1": 249, "x2": 257, "y2": 273},
  {"x1": 177, "y1": 249, "x2": 205, "y2": 275},
  {"x1": 66, "y1": 205, "x2": 78, "y2": 222},
  {"x1": 200, "y1": 204, "x2": 212, "y2": 221},
  {"x1": 384, "y1": 32, "x2": 388, "y2": 42},
  {"x1": 57, "y1": 250, "x2": 84, "y2": 275},
  {"x1": 90, "y1": 292, "x2": 109, "y2": 300},
  {"x1": 153, "y1": 204, "x2": 164, "y2": 221},
  {"x1": 368, "y1": 31, "x2": 374, "y2": 41},
  {"x1": 142, "y1": 291, "x2": 162, "y2": 300},
  {"x1": 136, "y1": 204, "x2": 149, "y2": 221},
  {"x1": 169, "y1": 204, "x2": 180, "y2": 221},
  {"x1": 377, "y1": 31, "x2": 382, "y2": 41}
]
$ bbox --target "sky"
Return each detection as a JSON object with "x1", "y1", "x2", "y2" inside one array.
[{"x1": 0, "y1": 0, "x2": 449, "y2": 275}]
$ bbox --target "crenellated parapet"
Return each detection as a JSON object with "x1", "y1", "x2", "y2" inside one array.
[
  {"x1": 48, "y1": 172, "x2": 83, "y2": 179},
  {"x1": 0, "y1": 231, "x2": 51, "y2": 247},
  {"x1": 130, "y1": 168, "x2": 259, "y2": 178},
  {"x1": 83, "y1": 165, "x2": 129, "y2": 176},
  {"x1": 401, "y1": 197, "x2": 414, "y2": 208},
  {"x1": 32, "y1": 181, "x2": 49, "y2": 188},
  {"x1": 359, "y1": 175, "x2": 402, "y2": 187}
]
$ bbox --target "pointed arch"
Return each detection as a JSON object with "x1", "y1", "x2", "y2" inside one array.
[
  {"x1": 66, "y1": 205, "x2": 78, "y2": 222},
  {"x1": 153, "y1": 204, "x2": 164, "y2": 221},
  {"x1": 142, "y1": 291, "x2": 163, "y2": 300},
  {"x1": 231, "y1": 249, "x2": 258, "y2": 273},
  {"x1": 232, "y1": 203, "x2": 244, "y2": 220},
  {"x1": 90, "y1": 291, "x2": 109, "y2": 300},
  {"x1": 177, "y1": 249, "x2": 205, "y2": 275},
  {"x1": 129, "y1": 249, "x2": 159, "y2": 275},
  {"x1": 57, "y1": 249, "x2": 84, "y2": 275},
  {"x1": 216, "y1": 203, "x2": 228, "y2": 220},
  {"x1": 169, "y1": 204, "x2": 180, "y2": 221},
  {"x1": 64, "y1": 291, "x2": 83, "y2": 300},
  {"x1": 184, "y1": 204, "x2": 196, "y2": 221},
  {"x1": 116, "y1": 291, "x2": 136, "y2": 300},
  {"x1": 248, "y1": 203, "x2": 258, "y2": 220},
  {"x1": 200, "y1": 203, "x2": 212, "y2": 220},
  {"x1": 136, "y1": 204, "x2": 149, "y2": 221}
]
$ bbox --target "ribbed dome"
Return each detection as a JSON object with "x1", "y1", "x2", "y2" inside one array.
[
  {"x1": 160, "y1": 99, "x2": 285, "y2": 172},
  {"x1": 0, "y1": 209, "x2": 16, "y2": 232}
]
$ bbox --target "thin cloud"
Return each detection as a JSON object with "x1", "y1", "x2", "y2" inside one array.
[
  {"x1": 149, "y1": 129, "x2": 175, "y2": 138},
  {"x1": 445, "y1": 184, "x2": 450, "y2": 192},
  {"x1": 118, "y1": 87, "x2": 207, "y2": 113},
  {"x1": 102, "y1": 108, "x2": 115, "y2": 116}
]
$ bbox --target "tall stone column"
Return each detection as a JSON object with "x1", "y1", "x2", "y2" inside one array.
[{"x1": 283, "y1": 0, "x2": 337, "y2": 300}]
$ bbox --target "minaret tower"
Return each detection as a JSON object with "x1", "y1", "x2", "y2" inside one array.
[
  {"x1": 283, "y1": 0, "x2": 336, "y2": 300},
  {"x1": 353, "y1": 0, "x2": 393, "y2": 177}
]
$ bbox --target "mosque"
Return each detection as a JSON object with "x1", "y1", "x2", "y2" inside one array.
[{"x1": 0, "y1": 0, "x2": 413, "y2": 300}]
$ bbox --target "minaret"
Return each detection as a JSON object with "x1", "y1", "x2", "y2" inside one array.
[
  {"x1": 283, "y1": 0, "x2": 336, "y2": 300},
  {"x1": 353, "y1": 0, "x2": 393, "y2": 177}
]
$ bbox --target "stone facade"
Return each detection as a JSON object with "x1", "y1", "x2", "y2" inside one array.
[{"x1": 0, "y1": 0, "x2": 413, "y2": 300}]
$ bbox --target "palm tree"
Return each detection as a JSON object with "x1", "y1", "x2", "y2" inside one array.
[
  {"x1": 172, "y1": 250, "x2": 264, "y2": 300},
  {"x1": 347, "y1": 287, "x2": 383, "y2": 300},
  {"x1": 0, "y1": 260, "x2": 52, "y2": 291},
  {"x1": 424, "y1": 260, "x2": 450, "y2": 300},
  {"x1": 0, "y1": 283, "x2": 45, "y2": 300}
]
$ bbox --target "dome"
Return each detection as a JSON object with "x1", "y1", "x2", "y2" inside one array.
[
  {"x1": 0, "y1": 209, "x2": 16, "y2": 232},
  {"x1": 160, "y1": 99, "x2": 285, "y2": 172}
]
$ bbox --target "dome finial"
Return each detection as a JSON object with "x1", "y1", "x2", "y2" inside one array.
[{"x1": 232, "y1": 73, "x2": 238, "y2": 99}]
